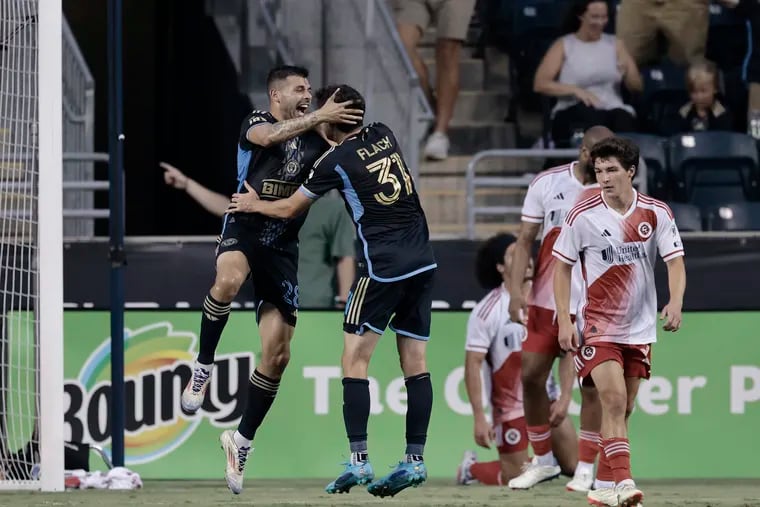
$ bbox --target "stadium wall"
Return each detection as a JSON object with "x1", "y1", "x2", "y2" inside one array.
[{"x1": 46, "y1": 310, "x2": 758, "y2": 480}]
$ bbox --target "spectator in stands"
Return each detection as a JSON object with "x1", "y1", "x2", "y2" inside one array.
[
  {"x1": 161, "y1": 162, "x2": 355, "y2": 309},
  {"x1": 392, "y1": 0, "x2": 477, "y2": 161},
  {"x1": 617, "y1": 0, "x2": 709, "y2": 67},
  {"x1": 719, "y1": 0, "x2": 760, "y2": 136},
  {"x1": 671, "y1": 59, "x2": 734, "y2": 133},
  {"x1": 534, "y1": 0, "x2": 642, "y2": 147}
]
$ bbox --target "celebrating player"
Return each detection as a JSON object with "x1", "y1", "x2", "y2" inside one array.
[
  {"x1": 507, "y1": 126, "x2": 613, "y2": 491},
  {"x1": 456, "y1": 233, "x2": 578, "y2": 486},
  {"x1": 228, "y1": 84, "x2": 437, "y2": 498},
  {"x1": 553, "y1": 136, "x2": 686, "y2": 506},
  {"x1": 179, "y1": 65, "x2": 363, "y2": 495}
]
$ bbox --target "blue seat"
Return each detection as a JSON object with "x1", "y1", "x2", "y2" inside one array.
[
  {"x1": 703, "y1": 201, "x2": 760, "y2": 231},
  {"x1": 667, "y1": 202, "x2": 703, "y2": 231},
  {"x1": 618, "y1": 132, "x2": 669, "y2": 199},
  {"x1": 668, "y1": 132, "x2": 760, "y2": 206}
]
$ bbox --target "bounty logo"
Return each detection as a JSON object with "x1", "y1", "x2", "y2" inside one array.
[{"x1": 64, "y1": 322, "x2": 253, "y2": 465}]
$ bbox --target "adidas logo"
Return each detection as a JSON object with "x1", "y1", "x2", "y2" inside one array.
[
  {"x1": 602, "y1": 229, "x2": 612, "y2": 237},
  {"x1": 553, "y1": 192, "x2": 565, "y2": 200}
]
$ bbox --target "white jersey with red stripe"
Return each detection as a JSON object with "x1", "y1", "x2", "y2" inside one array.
[
  {"x1": 521, "y1": 162, "x2": 600, "y2": 314},
  {"x1": 552, "y1": 190, "x2": 684, "y2": 345},
  {"x1": 465, "y1": 286, "x2": 560, "y2": 422}
]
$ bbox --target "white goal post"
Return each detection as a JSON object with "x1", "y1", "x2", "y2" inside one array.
[{"x1": 0, "y1": 0, "x2": 64, "y2": 491}]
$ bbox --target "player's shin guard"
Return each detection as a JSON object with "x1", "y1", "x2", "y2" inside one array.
[
  {"x1": 197, "y1": 294, "x2": 231, "y2": 364},
  {"x1": 237, "y1": 369, "x2": 280, "y2": 441},
  {"x1": 404, "y1": 372, "x2": 432, "y2": 457},
  {"x1": 342, "y1": 378, "x2": 371, "y2": 453}
]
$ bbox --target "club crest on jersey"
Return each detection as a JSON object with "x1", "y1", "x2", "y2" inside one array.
[
  {"x1": 504, "y1": 428, "x2": 521, "y2": 445},
  {"x1": 581, "y1": 346, "x2": 596, "y2": 360},
  {"x1": 637, "y1": 221, "x2": 653, "y2": 239},
  {"x1": 285, "y1": 160, "x2": 300, "y2": 175}
]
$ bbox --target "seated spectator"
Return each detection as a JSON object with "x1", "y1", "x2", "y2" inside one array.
[
  {"x1": 534, "y1": 0, "x2": 643, "y2": 147},
  {"x1": 671, "y1": 59, "x2": 733, "y2": 133}
]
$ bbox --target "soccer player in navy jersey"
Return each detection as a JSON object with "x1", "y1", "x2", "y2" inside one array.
[{"x1": 228, "y1": 84, "x2": 436, "y2": 498}]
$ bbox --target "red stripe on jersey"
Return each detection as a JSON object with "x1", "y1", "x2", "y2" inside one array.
[
  {"x1": 583, "y1": 264, "x2": 635, "y2": 339},
  {"x1": 477, "y1": 289, "x2": 501, "y2": 320},
  {"x1": 638, "y1": 194, "x2": 674, "y2": 219},
  {"x1": 662, "y1": 249, "x2": 684, "y2": 261},
  {"x1": 552, "y1": 249, "x2": 576, "y2": 263},
  {"x1": 566, "y1": 195, "x2": 604, "y2": 225},
  {"x1": 528, "y1": 163, "x2": 573, "y2": 187}
]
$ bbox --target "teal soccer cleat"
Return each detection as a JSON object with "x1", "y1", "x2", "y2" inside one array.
[
  {"x1": 367, "y1": 460, "x2": 427, "y2": 497},
  {"x1": 325, "y1": 460, "x2": 375, "y2": 494}
]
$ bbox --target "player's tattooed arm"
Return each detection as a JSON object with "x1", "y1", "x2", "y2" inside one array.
[{"x1": 247, "y1": 88, "x2": 364, "y2": 147}]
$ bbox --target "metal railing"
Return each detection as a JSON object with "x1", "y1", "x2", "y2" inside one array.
[
  {"x1": 466, "y1": 149, "x2": 649, "y2": 239},
  {"x1": 62, "y1": 16, "x2": 96, "y2": 237},
  {"x1": 237, "y1": 0, "x2": 433, "y2": 178}
]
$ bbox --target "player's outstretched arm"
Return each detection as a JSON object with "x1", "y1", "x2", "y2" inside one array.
[
  {"x1": 464, "y1": 350, "x2": 495, "y2": 449},
  {"x1": 227, "y1": 181, "x2": 314, "y2": 219},
  {"x1": 508, "y1": 222, "x2": 541, "y2": 323},
  {"x1": 247, "y1": 89, "x2": 364, "y2": 147},
  {"x1": 160, "y1": 162, "x2": 229, "y2": 217},
  {"x1": 660, "y1": 256, "x2": 686, "y2": 332}
]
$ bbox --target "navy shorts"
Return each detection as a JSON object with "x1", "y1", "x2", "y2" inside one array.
[
  {"x1": 343, "y1": 268, "x2": 436, "y2": 340},
  {"x1": 217, "y1": 216, "x2": 299, "y2": 326}
]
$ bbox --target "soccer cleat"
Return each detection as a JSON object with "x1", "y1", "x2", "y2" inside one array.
[
  {"x1": 325, "y1": 460, "x2": 375, "y2": 494},
  {"x1": 507, "y1": 457, "x2": 560, "y2": 489},
  {"x1": 566, "y1": 467, "x2": 595, "y2": 492},
  {"x1": 367, "y1": 460, "x2": 427, "y2": 497},
  {"x1": 455, "y1": 450, "x2": 477, "y2": 485},
  {"x1": 181, "y1": 363, "x2": 212, "y2": 413},
  {"x1": 219, "y1": 430, "x2": 250, "y2": 495},
  {"x1": 587, "y1": 487, "x2": 618, "y2": 506},
  {"x1": 616, "y1": 483, "x2": 644, "y2": 507}
]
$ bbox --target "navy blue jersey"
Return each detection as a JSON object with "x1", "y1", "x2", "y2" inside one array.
[
  {"x1": 230, "y1": 110, "x2": 330, "y2": 252},
  {"x1": 300, "y1": 123, "x2": 436, "y2": 281}
]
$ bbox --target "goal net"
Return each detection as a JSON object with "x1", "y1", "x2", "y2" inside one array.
[{"x1": 0, "y1": 0, "x2": 64, "y2": 491}]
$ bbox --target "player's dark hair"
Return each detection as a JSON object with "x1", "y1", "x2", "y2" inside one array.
[
  {"x1": 475, "y1": 233, "x2": 517, "y2": 291},
  {"x1": 266, "y1": 65, "x2": 309, "y2": 89},
  {"x1": 315, "y1": 84, "x2": 366, "y2": 133},
  {"x1": 589, "y1": 136, "x2": 639, "y2": 173}
]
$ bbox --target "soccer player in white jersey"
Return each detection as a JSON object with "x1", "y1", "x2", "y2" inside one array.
[
  {"x1": 456, "y1": 233, "x2": 579, "y2": 486},
  {"x1": 553, "y1": 136, "x2": 686, "y2": 507},
  {"x1": 508, "y1": 126, "x2": 613, "y2": 492}
]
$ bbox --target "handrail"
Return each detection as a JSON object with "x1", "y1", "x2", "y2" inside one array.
[
  {"x1": 466, "y1": 149, "x2": 649, "y2": 239},
  {"x1": 257, "y1": 0, "x2": 294, "y2": 64}
]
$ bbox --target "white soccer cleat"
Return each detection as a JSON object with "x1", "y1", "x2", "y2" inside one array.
[
  {"x1": 587, "y1": 487, "x2": 618, "y2": 506},
  {"x1": 220, "y1": 430, "x2": 250, "y2": 495},
  {"x1": 424, "y1": 132, "x2": 449, "y2": 160},
  {"x1": 616, "y1": 483, "x2": 644, "y2": 507},
  {"x1": 566, "y1": 467, "x2": 595, "y2": 492},
  {"x1": 507, "y1": 457, "x2": 560, "y2": 489},
  {"x1": 455, "y1": 450, "x2": 478, "y2": 485},
  {"x1": 181, "y1": 362, "x2": 212, "y2": 413}
]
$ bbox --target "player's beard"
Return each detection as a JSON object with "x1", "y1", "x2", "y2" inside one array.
[{"x1": 582, "y1": 160, "x2": 596, "y2": 184}]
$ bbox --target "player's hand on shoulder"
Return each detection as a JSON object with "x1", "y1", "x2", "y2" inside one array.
[
  {"x1": 228, "y1": 181, "x2": 260, "y2": 214},
  {"x1": 315, "y1": 88, "x2": 364, "y2": 125},
  {"x1": 660, "y1": 301, "x2": 683, "y2": 332},
  {"x1": 160, "y1": 161, "x2": 188, "y2": 190}
]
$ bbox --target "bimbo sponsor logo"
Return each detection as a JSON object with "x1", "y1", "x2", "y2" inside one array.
[{"x1": 63, "y1": 322, "x2": 252, "y2": 465}]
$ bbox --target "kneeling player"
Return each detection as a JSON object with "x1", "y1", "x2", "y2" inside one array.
[{"x1": 456, "y1": 233, "x2": 578, "y2": 486}]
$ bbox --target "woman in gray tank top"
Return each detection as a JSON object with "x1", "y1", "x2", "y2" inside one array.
[{"x1": 533, "y1": 0, "x2": 642, "y2": 147}]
